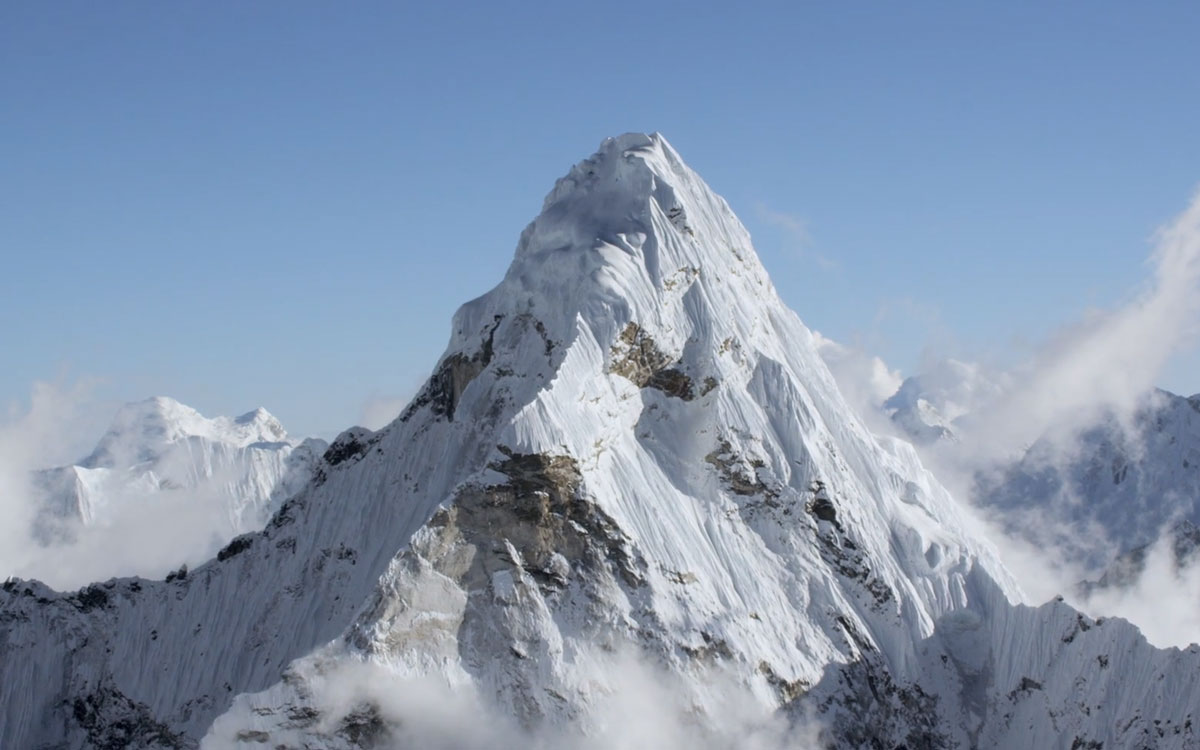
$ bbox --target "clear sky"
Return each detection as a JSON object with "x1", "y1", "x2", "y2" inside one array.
[{"x1": 3, "y1": 2, "x2": 1199, "y2": 440}]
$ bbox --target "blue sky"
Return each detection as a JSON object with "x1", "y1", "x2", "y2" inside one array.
[{"x1": 3, "y1": 2, "x2": 1199, "y2": 440}]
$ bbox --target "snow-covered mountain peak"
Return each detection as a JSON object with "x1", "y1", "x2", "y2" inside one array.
[
  {"x1": 232, "y1": 405, "x2": 285, "y2": 433},
  {"x1": 26, "y1": 397, "x2": 323, "y2": 585},
  {"x1": 82, "y1": 397, "x2": 289, "y2": 469},
  {"x1": 464, "y1": 133, "x2": 776, "y2": 364},
  {"x1": 518, "y1": 131, "x2": 768, "y2": 280},
  {"x1": 394, "y1": 132, "x2": 1024, "y2": 672},
  {"x1": 431, "y1": 133, "x2": 840, "y2": 475},
  {"x1": 5, "y1": 136, "x2": 1197, "y2": 749}
]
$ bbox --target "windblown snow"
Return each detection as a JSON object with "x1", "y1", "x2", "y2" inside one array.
[{"x1": 2, "y1": 134, "x2": 1196, "y2": 749}]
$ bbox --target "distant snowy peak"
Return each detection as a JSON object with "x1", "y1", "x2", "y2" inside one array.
[
  {"x1": 879, "y1": 362, "x2": 1007, "y2": 445},
  {"x1": 875, "y1": 359, "x2": 1200, "y2": 569},
  {"x1": 81, "y1": 396, "x2": 289, "y2": 469},
  {"x1": 884, "y1": 382, "x2": 958, "y2": 444},
  {"x1": 30, "y1": 397, "x2": 325, "y2": 571}
]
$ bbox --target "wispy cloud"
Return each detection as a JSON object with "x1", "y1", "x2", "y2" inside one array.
[
  {"x1": 959, "y1": 189, "x2": 1200, "y2": 463},
  {"x1": 207, "y1": 646, "x2": 823, "y2": 749},
  {"x1": 359, "y1": 376, "x2": 426, "y2": 431},
  {"x1": 755, "y1": 204, "x2": 838, "y2": 270},
  {"x1": 815, "y1": 189, "x2": 1200, "y2": 646},
  {"x1": 0, "y1": 380, "x2": 99, "y2": 580},
  {"x1": 1079, "y1": 532, "x2": 1200, "y2": 649},
  {"x1": 811, "y1": 331, "x2": 903, "y2": 433}
]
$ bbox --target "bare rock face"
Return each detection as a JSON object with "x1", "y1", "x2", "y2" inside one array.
[
  {"x1": 704, "y1": 437, "x2": 777, "y2": 497},
  {"x1": 610, "y1": 322, "x2": 695, "y2": 400},
  {"x1": 402, "y1": 316, "x2": 504, "y2": 422},
  {"x1": 422, "y1": 448, "x2": 645, "y2": 594},
  {"x1": 69, "y1": 681, "x2": 187, "y2": 750}
]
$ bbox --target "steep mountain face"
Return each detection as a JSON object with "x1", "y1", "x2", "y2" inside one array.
[
  {"x1": 2, "y1": 135, "x2": 1197, "y2": 749},
  {"x1": 976, "y1": 388, "x2": 1200, "y2": 568},
  {"x1": 29, "y1": 397, "x2": 326, "y2": 572}
]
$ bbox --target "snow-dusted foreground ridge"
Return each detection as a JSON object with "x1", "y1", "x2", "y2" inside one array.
[{"x1": 3, "y1": 134, "x2": 1198, "y2": 749}]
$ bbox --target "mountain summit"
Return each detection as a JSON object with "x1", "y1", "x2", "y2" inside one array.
[{"x1": 3, "y1": 134, "x2": 1197, "y2": 749}]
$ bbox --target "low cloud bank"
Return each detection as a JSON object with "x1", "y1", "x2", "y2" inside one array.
[
  {"x1": 1079, "y1": 531, "x2": 1200, "y2": 649},
  {"x1": 15, "y1": 475, "x2": 245, "y2": 590},
  {"x1": 206, "y1": 649, "x2": 822, "y2": 749},
  {"x1": 0, "y1": 381, "x2": 102, "y2": 584},
  {"x1": 819, "y1": 190, "x2": 1200, "y2": 647}
]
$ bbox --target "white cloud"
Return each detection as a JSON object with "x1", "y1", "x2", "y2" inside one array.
[
  {"x1": 12, "y1": 470, "x2": 248, "y2": 590},
  {"x1": 958, "y1": 190, "x2": 1200, "y2": 463},
  {"x1": 823, "y1": 188, "x2": 1200, "y2": 460},
  {"x1": 206, "y1": 648, "x2": 823, "y2": 749},
  {"x1": 811, "y1": 331, "x2": 903, "y2": 432},
  {"x1": 0, "y1": 380, "x2": 101, "y2": 580},
  {"x1": 1078, "y1": 532, "x2": 1200, "y2": 649}
]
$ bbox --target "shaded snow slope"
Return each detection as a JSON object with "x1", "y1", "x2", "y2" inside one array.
[
  {"x1": 2, "y1": 135, "x2": 1197, "y2": 749},
  {"x1": 977, "y1": 388, "x2": 1200, "y2": 568}
]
